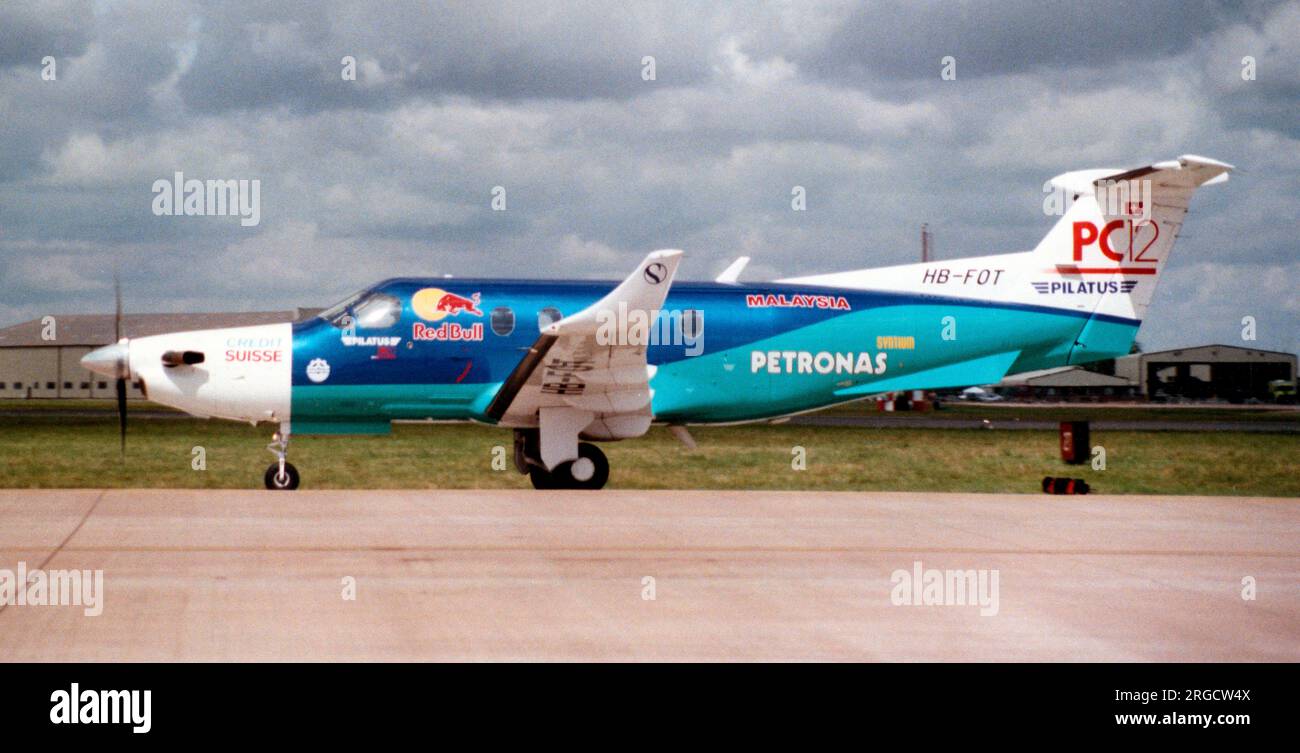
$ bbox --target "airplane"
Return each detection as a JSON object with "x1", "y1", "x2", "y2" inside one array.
[{"x1": 81, "y1": 155, "x2": 1232, "y2": 490}]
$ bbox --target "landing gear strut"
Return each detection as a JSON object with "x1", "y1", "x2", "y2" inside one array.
[{"x1": 264, "y1": 429, "x2": 299, "y2": 490}]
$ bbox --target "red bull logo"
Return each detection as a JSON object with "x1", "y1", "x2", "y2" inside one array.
[
  {"x1": 412, "y1": 322, "x2": 484, "y2": 342},
  {"x1": 412, "y1": 288, "x2": 483, "y2": 321},
  {"x1": 435, "y1": 292, "x2": 482, "y2": 317}
]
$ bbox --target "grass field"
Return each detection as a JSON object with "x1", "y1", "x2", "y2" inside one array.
[
  {"x1": 1, "y1": 415, "x2": 1295, "y2": 496},
  {"x1": 821, "y1": 400, "x2": 1300, "y2": 423},
  {"x1": 6, "y1": 398, "x2": 1297, "y2": 423}
]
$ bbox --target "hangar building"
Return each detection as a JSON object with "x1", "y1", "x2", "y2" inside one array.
[
  {"x1": 0, "y1": 311, "x2": 310, "y2": 400},
  {"x1": 997, "y1": 366, "x2": 1138, "y2": 401},
  {"x1": 1113, "y1": 344, "x2": 1297, "y2": 401}
]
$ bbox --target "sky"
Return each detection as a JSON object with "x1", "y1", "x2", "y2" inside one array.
[{"x1": 0, "y1": 0, "x2": 1296, "y2": 356}]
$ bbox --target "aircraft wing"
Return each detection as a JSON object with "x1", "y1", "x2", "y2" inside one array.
[{"x1": 485, "y1": 249, "x2": 684, "y2": 439}]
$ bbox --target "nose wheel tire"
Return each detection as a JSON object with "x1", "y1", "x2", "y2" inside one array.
[
  {"x1": 528, "y1": 442, "x2": 609, "y2": 490},
  {"x1": 264, "y1": 462, "x2": 300, "y2": 490}
]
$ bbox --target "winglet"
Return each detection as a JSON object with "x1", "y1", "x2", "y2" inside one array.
[
  {"x1": 544, "y1": 249, "x2": 684, "y2": 336},
  {"x1": 715, "y1": 256, "x2": 750, "y2": 284}
]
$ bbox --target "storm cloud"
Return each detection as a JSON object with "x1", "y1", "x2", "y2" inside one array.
[{"x1": 0, "y1": 0, "x2": 1296, "y2": 356}]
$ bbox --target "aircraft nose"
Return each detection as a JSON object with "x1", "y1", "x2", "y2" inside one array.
[{"x1": 81, "y1": 341, "x2": 129, "y2": 379}]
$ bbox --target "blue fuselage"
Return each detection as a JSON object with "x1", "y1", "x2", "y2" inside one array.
[{"x1": 289, "y1": 277, "x2": 1138, "y2": 434}]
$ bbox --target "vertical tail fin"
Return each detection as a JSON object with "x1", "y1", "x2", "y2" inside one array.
[
  {"x1": 775, "y1": 155, "x2": 1232, "y2": 367},
  {"x1": 1031, "y1": 154, "x2": 1233, "y2": 323}
]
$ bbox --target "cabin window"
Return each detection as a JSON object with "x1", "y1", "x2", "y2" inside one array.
[
  {"x1": 46, "y1": 382, "x2": 55, "y2": 390},
  {"x1": 490, "y1": 306, "x2": 515, "y2": 336},
  {"x1": 681, "y1": 309, "x2": 704, "y2": 340},
  {"x1": 80, "y1": 382, "x2": 90, "y2": 389},
  {"x1": 537, "y1": 307, "x2": 562, "y2": 331},
  {"x1": 97, "y1": 381, "x2": 107, "y2": 389}
]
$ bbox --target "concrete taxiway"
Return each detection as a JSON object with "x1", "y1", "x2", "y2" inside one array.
[{"x1": 0, "y1": 489, "x2": 1296, "y2": 661}]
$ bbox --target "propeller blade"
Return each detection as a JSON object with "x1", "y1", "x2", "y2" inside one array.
[
  {"x1": 114, "y1": 273, "x2": 126, "y2": 459},
  {"x1": 116, "y1": 376, "x2": 127, "y2": 459},
  {"x1": 114, "y1": 273, "x2": 122, "y2": 343}
]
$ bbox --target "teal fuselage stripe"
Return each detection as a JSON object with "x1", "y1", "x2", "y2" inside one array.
[{"x1": 648, "y1": 303, "x2": 1136, "y2": 422}]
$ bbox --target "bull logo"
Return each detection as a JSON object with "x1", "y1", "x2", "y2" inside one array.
[{"x1": 412, "y1": 288, "x2": 483, "y2": 322}]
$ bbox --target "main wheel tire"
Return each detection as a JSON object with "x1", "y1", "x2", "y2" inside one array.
[
  {"x1": 528, "y1": 464, "x2": 555, "y2": 490},
  {"x1": 573, "y1": 442, "x2": 609, "y2": 489},
  {"x1": 264, "y1": 462, "x2": 300, "y2": 490},
  {"x1": 526, "y1": 443, "x2": 610, "y2": 490}
]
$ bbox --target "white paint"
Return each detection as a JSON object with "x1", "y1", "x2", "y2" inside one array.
[
  {"x1": 779, "y1": 155, "x2": 1232, "y2": 323},
  {"x1": 127, "y1": 323, "x2": 292, "y2": 423}
]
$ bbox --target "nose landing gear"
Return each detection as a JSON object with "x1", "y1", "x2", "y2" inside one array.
[{"x1": 264, "y1": 429, "x2": 300, "y2": 490}]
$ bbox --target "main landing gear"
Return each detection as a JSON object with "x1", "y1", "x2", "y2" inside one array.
[
  {"x1": 514, "y1": 430, "x2": 610, "y2": 490},
  {"x1": 529, "y1": 442, "x2": 610, "y2": 490},
  {"x1": 264, "y1": 429, "x2": 300, "y2": 490}
]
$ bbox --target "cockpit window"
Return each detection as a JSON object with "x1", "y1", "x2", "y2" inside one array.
[
  {"x1": 319, "y1": 289, "x2": 401, "y2": 330},
  {"x1": 352, "y1": 293, "x2": 401, "y2": 329},
  {"x1": 319, "y1": 289, "x2": 366, "y2": 328}
]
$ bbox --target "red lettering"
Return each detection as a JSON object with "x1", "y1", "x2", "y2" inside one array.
[
  {"x1": 1072, "y1": 221, "x2": 1098, "y2": 262},
  {"x1": 224, "y1": 348, "x2": 282, "y2": 363},
  {"x1": 1132, "y1": 219, "x2": 1160, "y2": 262},
  {"x1": 1098, "y1": 219, "x2": 1126, "y2": 261},
  {"x1": 412, "y1": 321, "x2": 483, "y2": 342}
]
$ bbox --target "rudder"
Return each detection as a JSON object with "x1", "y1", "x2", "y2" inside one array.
[
  {"x1": 1027, "y1": 156, "x2": 1232, "y2": 364},
  {"x1": 1030, "y1": 154, "x2": 1233, "y2": 325}
]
